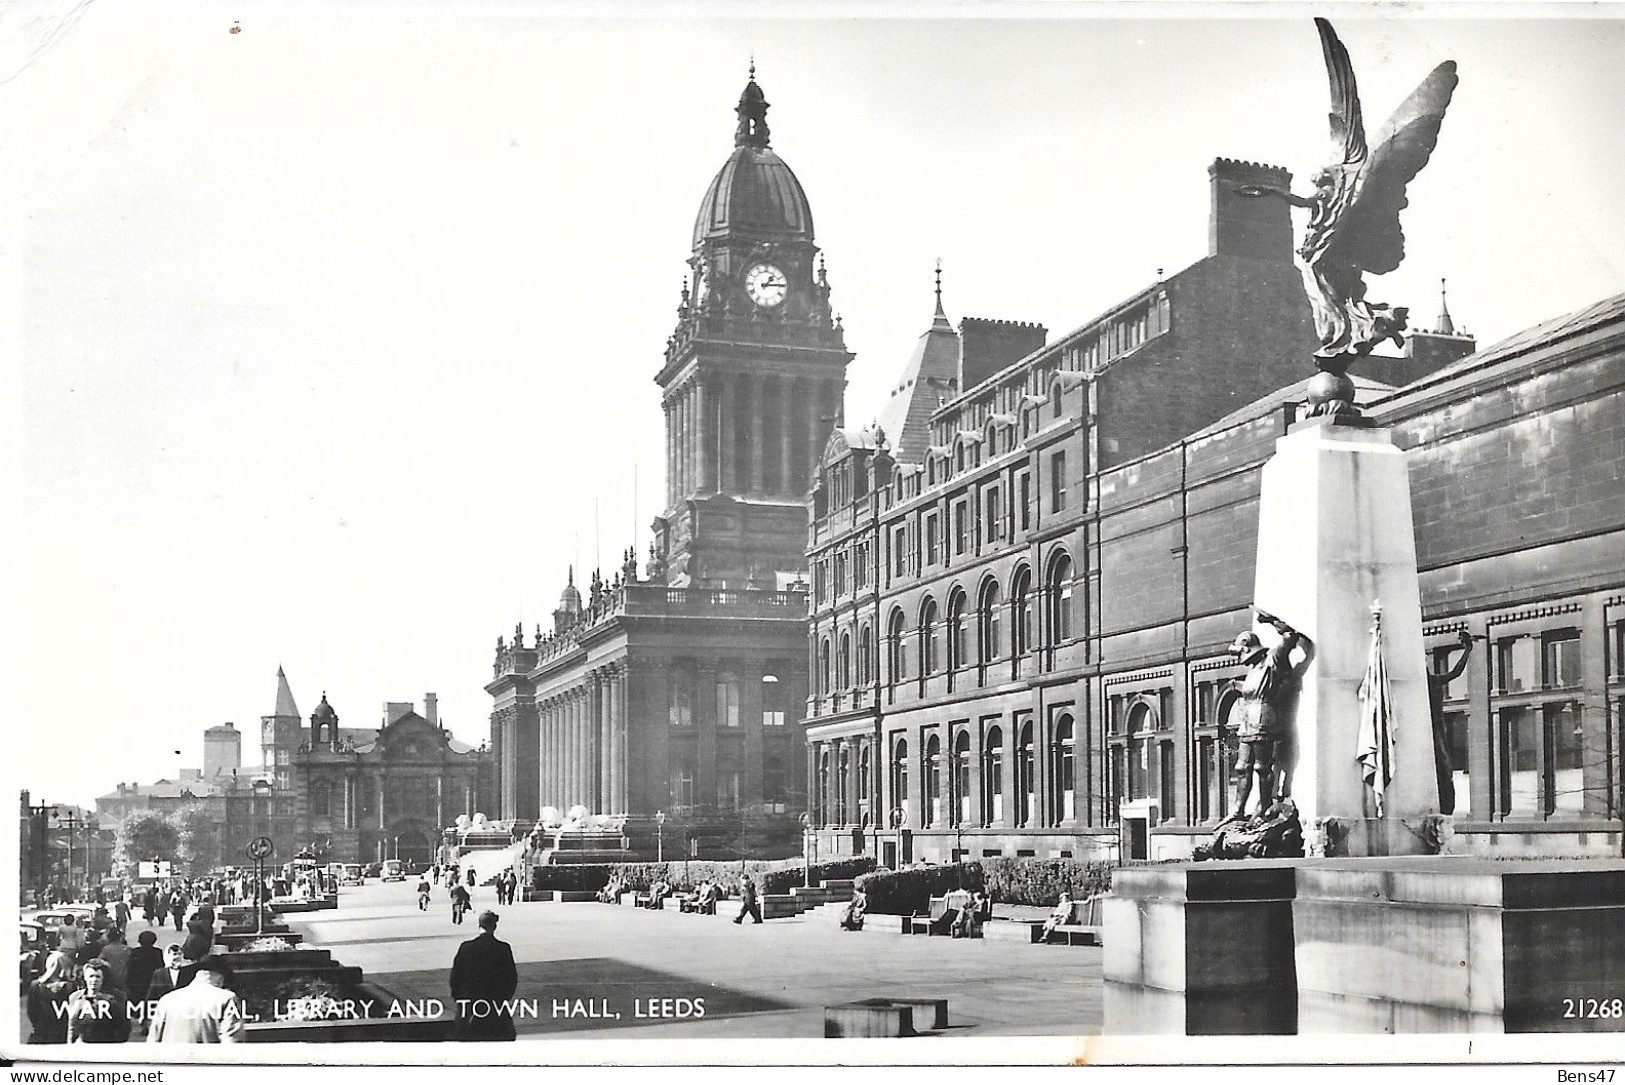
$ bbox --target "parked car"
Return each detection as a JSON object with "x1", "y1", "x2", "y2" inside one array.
[
  {"x1": 19, "y1": 921, "x2": 47, "y2": 993},
  {"x1": 339, "y1": 864, "x2": 365, "y2": 887},
  {"x1": 381, "y1": 860, "x2": 406, "y2": 882},
  {"x1": 362, "y1": 862, "x2": 383, "y2": 878}
]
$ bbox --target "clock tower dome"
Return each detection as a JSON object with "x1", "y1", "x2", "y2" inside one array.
[{"x1": 654, "y1": 69, "x2": 853, "y2": 589}]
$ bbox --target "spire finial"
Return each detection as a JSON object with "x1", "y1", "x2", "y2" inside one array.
[
  {"x1": 931, "y1": 259, "x2": 951, "y2": 329},
  {"x1": 734, "y1": 64, "x2": 771, "y2": 148},
  {"x1": 1435, "y1": 277, "x2": 1456, "y2": 335},
  {"x1": 567, "y1": 564, "x2": 574, "y2": 587}
]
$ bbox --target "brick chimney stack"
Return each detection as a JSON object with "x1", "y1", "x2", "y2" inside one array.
[{"x1": 1209, "y1": 158, "x2": 1295, "y2": 262}]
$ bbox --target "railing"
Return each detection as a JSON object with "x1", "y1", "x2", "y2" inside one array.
[{"x1": 495, "y1": 583, "x2": 810, "y2": 675}]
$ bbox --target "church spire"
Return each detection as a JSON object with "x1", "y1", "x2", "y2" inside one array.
[
  {"x1": 734, "y1": 64, "x2": 771, "y2": 149},
  {"x1": 1435, "y1": 277, "x2": 1456, "y2": 335},
  {"x1": 273, "y1": 666, "x2": 299, "y2": 719},
  {"x1": 931, "y1": 259, "x2": 952, "y2": 330}
]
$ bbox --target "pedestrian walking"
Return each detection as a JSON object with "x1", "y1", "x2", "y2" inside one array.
[
  {"x1": 450, "y1": 882, "x2": 471, "y2": 925},
  {"x1": 417, "y1": 875, "x2": 432, "y2": 911},
  {"x1": 147, "y1": 956, "x2": 243, "y2": 1044},
  {"x1": 169, "y1": 893, "x2": 187, "y2": 932},
  {"x1": 66, "y1": 961, "x2": 130, "y2": 1043},
  {"x1": 733, "y1": 874, "x2": 762, "y2": 925},
  {"x1": 113, "y1": 898, "x2": 131, "y2": 934},
  {"x1": 449, "y1": 911, "x2": 518, "y2": 1041}
]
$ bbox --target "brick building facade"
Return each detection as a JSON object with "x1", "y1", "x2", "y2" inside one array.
[{"x1": 806, "y1": 269, "x2": 1623, "y2": 862}]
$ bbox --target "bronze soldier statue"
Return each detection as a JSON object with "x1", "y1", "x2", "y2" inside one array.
[
  {"x1": 1426, "y1": 629, "x2": 1474, "y2": 815},
  {"x1": 1226, "y1": 608, "x2": 1315, "y2": 820}
]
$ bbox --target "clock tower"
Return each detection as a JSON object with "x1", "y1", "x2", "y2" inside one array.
[{"x1": 654, "y1": 70, "x2": 853, "y2": 589}]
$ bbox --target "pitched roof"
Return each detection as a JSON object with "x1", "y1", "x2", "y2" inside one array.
[
  {"x1": 272, "y1": 666, "x2": 299, "y2": 719},
  {"x1": 875, "y1": 312, "x2": 961, "y2": 463}
]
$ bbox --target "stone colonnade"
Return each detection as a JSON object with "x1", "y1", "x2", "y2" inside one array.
[
  {"x1": 665, "y1": 371, "x2": 843, "y2": 505},
  {"x1": 537, "y1": 663, "x2": 629, "y2": 815}
]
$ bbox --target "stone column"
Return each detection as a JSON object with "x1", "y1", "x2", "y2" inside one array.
[
  {"x1": 715, "y1": 374, "x2": 731, "y2": 493},
  {"x1": 562, "y1": 694, "x2": 575, "y2": 809},
  {"x1": 967, "y1": 724, "x2": 983, "y2": 831},
  {"x1": 436, "y1": 776, "x2": 444, "y2": 831},
  {"x1": 575, "y1": 689, "x2": 588, "y2": 808},
  {"x1": 543, "y1": 700, "x2": 556, "y2": 812},
  {"x1": 343, "y1": 776, "x2": 354, "y2": 830},
  {"x1": 695, "y1": 661, "x2": 718, "y2": 810},
  {"x1": 664, "y1": 401, "x2": 675, "y2": 506},
  {"x1": 376, "y1": 772, "x2": 386, "y2": 831},
  {"x1": 779, "y1": 376, "x2": 797, "y2": 497},
  {"x1": 696, "y1": 379, "x2": 713, "y2": 493},
  {"x1": 595, "y1": 673, "x2": 610, "y2": 812},
  {"x1": 806, "y1": 383, "x2": 825, "y2": 487},
  {"x1": 609, "y1": 667, "x2": 625, "y2": 813},
  {"x1": 747, "y1": 374, "x2": 765, "y2": 495},
  {"x1": 807, "y1": 742, "x2": 820, "y2": 825}
]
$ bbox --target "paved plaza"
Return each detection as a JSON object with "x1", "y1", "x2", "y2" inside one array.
[{"x1": 287, "y1": 881, "x2": 1103, "y2": 1039}]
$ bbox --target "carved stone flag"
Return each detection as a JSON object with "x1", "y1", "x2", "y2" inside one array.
[{"x1": 1355, "y1": 605, "x2": 1396, "y2": 816}]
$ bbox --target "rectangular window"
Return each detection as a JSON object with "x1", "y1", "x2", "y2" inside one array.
[
  {"x1": 926, "y1": 514, "x2": 940, "y2": 565},
  {"x1": 834, "y1": 552, "x2": 847, "y2": 596},
  {"x1": 854, "y1": 542, "x2": 869, "y2": 589},
  {"x1": 1018, "y1": 472, "x2": 1031, "y2": 532},
  {"x1": 1442, "y1": 710, "x2": 1471, "y2": 818},
  {"x1": 954, "y1": 502, "x2": 969, "y2": 555},
  {"x1": 985, "y1": 487, "x2": 1002, "y2": 541},
  {"x1": 1495, "y1": 635, "x2": 1538, "y2": 693},
  {"x1": 1542, "y1": 629, "x2": 1581, "y2": 689},
  {"x1": 1051, "y1": 452, "x2": 1067, "y2": 513},
  {"x1": 893, "y1": 527, "x2": 908, "y2": 577}
]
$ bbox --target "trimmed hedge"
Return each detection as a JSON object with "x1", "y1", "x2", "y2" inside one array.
[
  {"x1": 854, "y1": 864, "x2": 983, "y2": 915},
  {"x1": 982, "y1": 858, "x2": 1114, "y2": 906},
  {"x1": 529, "y1": 857, "x2": 875, "y2": 896}
]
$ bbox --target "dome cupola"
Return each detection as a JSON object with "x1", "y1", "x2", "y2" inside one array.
[{"x1": 691, "y1": 69, "x2": 815, "y2": 249}]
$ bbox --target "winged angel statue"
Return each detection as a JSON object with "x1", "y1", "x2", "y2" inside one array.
[{"x1": 1239, "y1": 19, "x2": 1458, "y2": 420}]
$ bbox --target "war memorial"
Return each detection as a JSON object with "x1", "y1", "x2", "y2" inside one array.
[{"x1": 12, "y1": 10, "x2": 1625, "y2": 1071}]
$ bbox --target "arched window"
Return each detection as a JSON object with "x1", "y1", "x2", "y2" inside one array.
[
  {"x1": 1017, "y1": 720, "x2": 1036, "y2": 827},
  {"x1": 947, "y1": 590, "x2": 967, "y2": 680},
  {"x1": 836, "y1": 745, "x2": 850, "y2": 825},
  {"x1": 858, "y1": 742, "x2": 872, "y2": 824},
  {"x1": 857, "y1": 625, "x2": 872, "y2": 686},
  {"x1": 924, "y1": 733, "x2": 942, "y2": 827},
  {"x1": 919, "y1": 598, "x2": 940, "y2": 678},
  {"x1": 818, "y1": 638, "x2": 832, "y2": 698},
  {"x1": 1051, "y1": 715, "x2": 1075, "y2": 823},
  {"x1": 892, "y1": 737, "x2": 910, "y2": 825},
  {"x1": 983, "y1": 726, "x2": 1004, "y2": 825},
  {"x1": 1048, "y1": 553, "x2": 1074, "y2": 648},
  {"x1": 716, "y1": 673, "x2": 740, "y2": 728},
  {"x1": 953, "y1": 730, "x2": 973, "y2": 828},
  {"x1": 1011, "y1": 566, "x2": 1034, "y2": 676},
  {"x1": 760, "y1": 673, "x2": 786, "y2": 726},
  {"x1": 817, "y1": 749, "x2": 832, "y2": 826},
  {"x1": 978, "y1": 581, "x2": 1001, "y2": 672},
  {"x1": 887, "y1": 609, "x2": 907, "y2": 690},
  {"x1": 1126, "y1": 701, "x2": 1155, "y2": 802},
  {"x1": 838, "y1": 632, "x2": 852, "y2": 690}
]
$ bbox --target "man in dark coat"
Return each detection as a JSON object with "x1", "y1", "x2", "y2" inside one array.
[
  {"x1": 449, "y1": 910, "x2": 518, "y2": 1041},
  {"x1": 126, "y1": 931, "x2": 164, "y2": 1011}
]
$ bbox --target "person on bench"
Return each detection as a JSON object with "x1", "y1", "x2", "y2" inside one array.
[
  {"x1": 699, "y1": 881, "x2": 722, "y2": 915},
  {"x1": 1041, "y1": 890, "x2": 1074, "y2": 941},
  {"x1": 838, "y1": 888, "x2": 867, "y2": 932},
  {"x1": 647, "y1": 881, "x2": 673, "y2": 909},
  {"x1": 951, "y1": 891, "x2": 986, "y2": 939},
  {"x1": 596, "y1": 877, "x2": 623, "y2": 905}
]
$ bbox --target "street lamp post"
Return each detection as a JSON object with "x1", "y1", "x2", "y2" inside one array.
[
  {"x1": 655, "y1": 811, "x2": 666, "y2": 864},
  {"x1": 889, "y1": 807, "x2": 905, "y2": 868},
  {"x1": 798, "y1": 813, "x2": 813, "y2": 888}
]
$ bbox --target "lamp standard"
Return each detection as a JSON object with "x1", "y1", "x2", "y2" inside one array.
[
  {"x1": 655, "y1": 811, "x2": 666, "y2": 864},
  {"x1": 798, "y1": 812, "x2": 813, "y2": 888},
  {"x1": 889, "y1": 807, "x2": 905, "y2": 868}
]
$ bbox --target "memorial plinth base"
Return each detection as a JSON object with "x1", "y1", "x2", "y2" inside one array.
[
  {"x1": 1106, "y1": 857, "x2": 1625, "y2": 1034},
  {"x1": 1103, "y1": 863, "x2": 1298, "y2": 1034},
  {"x1": 1314, "y1": 816, "x2": 1441, "y2": 858}
]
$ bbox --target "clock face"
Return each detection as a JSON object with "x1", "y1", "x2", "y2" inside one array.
[{"x1": 744, "y1": 263, "x2": 788, "y2": 308}]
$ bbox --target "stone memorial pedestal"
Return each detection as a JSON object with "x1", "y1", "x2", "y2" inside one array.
[
  {"x1": 1253, "y1": 418, "x2": 1441, "y2": 850},
  {"x1": 1107, "y1": 857, "x2": 1625, "y2": 1033}
]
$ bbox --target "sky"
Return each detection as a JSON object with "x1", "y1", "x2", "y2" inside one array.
[{"x1": 7, "y1": 2, "x2": 1625, "y2": 810}]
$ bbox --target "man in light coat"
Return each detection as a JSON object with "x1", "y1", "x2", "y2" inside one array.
[{"x1": 147, "y1": 956, "x2": 243, "y2": 1044}]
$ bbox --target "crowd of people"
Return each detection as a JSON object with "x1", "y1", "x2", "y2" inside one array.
[{"x1": 25, "y1": 880, "x2": 244, "y2": 1045}]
